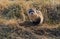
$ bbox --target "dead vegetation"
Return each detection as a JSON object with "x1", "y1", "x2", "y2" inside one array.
[{"x1": 0, "y1": 0, "x2": 60, "y2": 39}]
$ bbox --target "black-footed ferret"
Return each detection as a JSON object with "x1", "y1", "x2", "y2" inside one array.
[{"x1": 27, "y1": 9, "x2": 44, "y2": 25}]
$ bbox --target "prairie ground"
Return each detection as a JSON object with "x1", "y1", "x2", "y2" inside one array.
[{"x1": 0, "y1": 0, "x2": 60, "y2": 39}]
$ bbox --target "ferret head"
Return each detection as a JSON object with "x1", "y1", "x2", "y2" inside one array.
[{"x1": 28, "y1": 9, "x2": 35, "y2": 15}]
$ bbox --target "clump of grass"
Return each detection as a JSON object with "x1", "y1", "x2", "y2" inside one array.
[
  {"x1": 0, "y1": 18, "x2": 7, "y2": 24},
  {"x1": 2, "y1": 4, "x2": 21, "y2": 19},
  {"x1": 47, "y1": 5, "x2": 60, "y2": 24}
]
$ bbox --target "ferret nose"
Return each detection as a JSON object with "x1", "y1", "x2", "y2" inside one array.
[{"x1": 29, "y1": 12, "x2": 34, "y2": 15}]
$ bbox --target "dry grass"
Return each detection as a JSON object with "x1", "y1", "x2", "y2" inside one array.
[
  {"x1": 0, "y1": 0, "x2": 60, "y2": 27},
  {"x1": 0, "y1": 0, "x2": 60, "y2": 26},
  {"x1": 0, "y1": 0, "x2": 60, "y2": 39}
]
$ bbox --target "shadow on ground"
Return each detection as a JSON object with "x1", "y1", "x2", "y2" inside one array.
[{"x1": 19, "y1": 21, "x2": 39, "y2": 27}]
